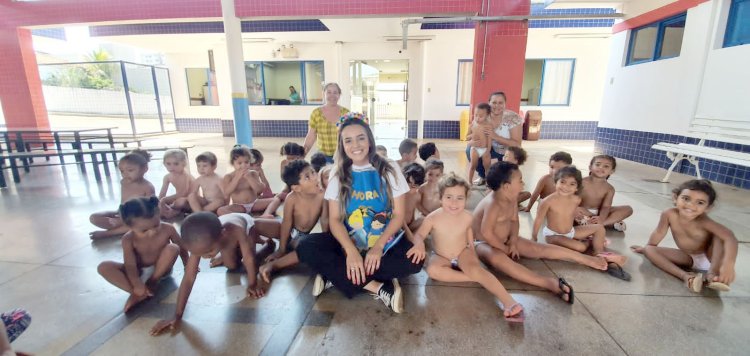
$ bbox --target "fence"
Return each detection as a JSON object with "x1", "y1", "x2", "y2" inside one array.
[{"x1": 38, "y1": 61, "x2": 175, "y2": 136}]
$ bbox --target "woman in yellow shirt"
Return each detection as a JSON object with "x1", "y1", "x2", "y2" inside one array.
[{"x1": 303, "y1": 83, "x2": 349, "y2": 163}]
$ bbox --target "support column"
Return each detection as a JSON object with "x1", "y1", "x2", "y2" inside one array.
[
  {"x1": 220, "y1": 0, "x2": 252, "y2": 146},
  {"x1": 469, "y1": 1, "x2": 529, "y2": 113},
  {"x1": 0, "y1": 27, "x2": 50, "y2": 129}
]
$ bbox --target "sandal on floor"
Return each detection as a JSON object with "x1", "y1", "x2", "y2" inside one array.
[
  {"x1": 500, "y1": 302, "x2": 525, "y2": 323},
  {"x1": 687, "y1": 273, "x2": 703, "y2": 293},
  {"x1": 557, "y1": 278, "x2": 575, "y2": 305},
  {"x1": 606, "y1": 262, "x2": 632, "y2": 281},
  {"x1": 706, "y1": 281, "x2": 730, "y2": 292}
]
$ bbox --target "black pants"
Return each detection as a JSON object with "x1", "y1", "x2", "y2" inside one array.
[{"x1": 296, "y1": 232, "x2": 423, "y2": 298}]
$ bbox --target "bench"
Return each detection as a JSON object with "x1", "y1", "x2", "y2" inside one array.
[
  {"x1": 651, "y1": 117, "x2": 750, "y2": 182},
  {"x1": 0, "y1": 146, "x2": 193, "y2": 188}
]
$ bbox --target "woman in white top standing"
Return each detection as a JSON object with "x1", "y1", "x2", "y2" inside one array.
[{"x1": 465, "y1": 91, "x2": 523, "y2": 185}]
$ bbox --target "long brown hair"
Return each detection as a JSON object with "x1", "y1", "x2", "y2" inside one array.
[{"x1": 334, "y1": 118, "x2": 396, "y2": 220}]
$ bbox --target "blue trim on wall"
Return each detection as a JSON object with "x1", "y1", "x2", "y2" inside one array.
[
  {"x1": 421, "y1": 7, "x2": 616, "y2": 30},
  {"x1": 216, "y1": 119, "x2": 308, "y2": 138},
  {"x1": 90, "y1": 20, "x2": 329, "y2": 37},
  {"x1": 32, "y1": 28, "x2": 66, "y2": 40},
  {"x1": 539, "y1": 121, "x2": 597, "y2": 140},
  {"x1": 595, "y1": 127, "x2": 750, "y2": 189},
  {"x1": 175, "y1": 118, "x2": 223, "y2": 133},
  {"x1": 626, "y1": 13, "x2": 686, "y2": 65},
  {"x1": 407, "y1": 120, "x2": 418, "y2": 139}
]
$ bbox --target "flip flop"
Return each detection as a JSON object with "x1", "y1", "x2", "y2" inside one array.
[
  {"x1": 557, "y1": 278, "x2": 575, "y2": 305},
  {"x1": 501, "y1": 302, "x2": 525, "y2": 323},
  {"x1": 687, "y1": 273, "x2": 703, "y2": 293},
  {"x1": 606, "y1": 262, "x2": 632, "y2": 281},
  {"x1": 706, "y1": 281, "x2": 731, "y2": 292}
]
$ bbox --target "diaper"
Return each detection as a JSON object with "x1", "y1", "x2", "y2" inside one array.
[
  {"x1": 471, "y1": 146, "x2": 488, "y2": 157},
  {"x1": 542, "y1": 225, "x2": 575, "y2": 239},
  {"x1": 690, "y1": 253, "x2": 711, "y2": 271},
  {"x1": 139, "y1": 266, "x2": 155, "y2": 283}
]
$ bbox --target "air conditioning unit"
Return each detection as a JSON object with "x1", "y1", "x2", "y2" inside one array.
[{"x1": 281, "y1": 45, "x2": 298, "y2": 58}]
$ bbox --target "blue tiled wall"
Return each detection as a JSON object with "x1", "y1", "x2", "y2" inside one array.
[
  {"x1": 407, "y1": 120, "x2": 418, "y2": 139},
  {"x1": 423, "y1": 121, "x2": 460, "y2": 139},
  {"x1": 540, "y1": 121, "x2": 598, "y2": 140},
  {"x1": 595, "y1": 127, "x2": 750, "y2": 189},
  {"x1": 31, "y1": 28, "x2": 66, "y2": 40},
  {"x1": 90, "y1": 20, "x2": 328, "y2": 36},
  {"x1": 175, "y1": 118, "x2": 223, "y2": 133},
  {"x1": 215, "y1": 119, "x2": 308, "y2": 138},
  {"x1": 421, "y1": 6, "x2": 615, "y2": 30}
]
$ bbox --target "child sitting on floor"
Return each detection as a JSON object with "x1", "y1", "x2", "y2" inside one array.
[
  {"x1": 258, "y1": 143, "x2": 307, "y2": 218},
  {"x1": 188, "y1": 151, "x2": 224, "y2": 213},
  {"x1": 249, "y1": 148, "x2": 274, "y2": 199},
  {"x1": 473, "y1": 162, "x2": 609, "y2": 306},
  {"x1": 418, "y1": 142, "x2": 440, "y2": 162},
  {"x1": 396, "y1": 138, "x2": 418, "y2": 168},
  {"x1": 310, "y1": 152, "x2": 329, "y2": 173},
  {"x1": 158, "y1": 149, "x2": 194, "y2": 219},
  {"x1": 502, "y1": 146, "x2": 531, "y2": 204},
  {"x1": 402, "y1": 163, "x2": 426, "y2": 237},
  {"x1": 532, "y1": 166, "x2": 631, "y2": 281},
  {"x1": 149, "y1": 211, "x2": 274, "y2": 336},
  {"x1": 410, "y1": 173, "x2": 524, "y2": 321},
  {"x1": 632, "y1": 179, "x2": 737, "y2": 293},
  {"x1": 466, "y1": 103, "x2": 493, "y2": 186},
  {"x1": 576, "y1": 155, "x2": 632, "y2": 231},
  {"x1": 97, "y1": 197, "x2": 188, "y2": 312},
  {"x1": 259, "y1": 160, "x2": 328, "y2": 283},
  {"x1": 522, "y1": 151, "x2": 572, "y2": 212},
  {"x1": 418, "y1": 159, "x2": 445, "y2": 216},
  {"x1": 90, "y1": 149, "x2": 155, "y2": 239},
  {"x1": 217, "y1": 146, "x2": 266, "y2": 216}
]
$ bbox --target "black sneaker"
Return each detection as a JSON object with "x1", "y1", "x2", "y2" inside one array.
[
  {"x1": 373, "y1": 279, "x2": 403, "y2": 313},
  {"x1": 312, "y1": 274, "x2": 332, "y2": 297}
]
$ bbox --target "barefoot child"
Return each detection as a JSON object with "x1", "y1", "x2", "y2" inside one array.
[
  {"x1": 259, "y1": 160, "x2": 328, "y2": 283},
  {"x1": 217, "y1": 146, "x2": 266, "y2": 216},
  {"x1": 502, "y1": 146, "x2": 530, "y2": 204},
  {"x1": 418, "y1": 159, "x2": 445, "y2": 216},
  {"x1": 466, "y1": 103, "x2": 493, "y2": 186},
  {"x1": 411, "y1": 173, "x2": 523, "y2": 321},
  {"x1": 474, "y1": 162, "x2": 609, "y2": 305},
  {"x1": 632, "y1": 180, "x2": 737, "y2": 293},
  {"x1": 149, "y1": 212, "x2": 273, "y2": 336},
  {"x1": 249, "y1": 148, "x2": 274, "y2": 199},
  {"x1": 258, "y1": 143, "x2": 305, "y2": 218},
  {"x1": 396, "y1": 138, "x2": 418, "y2": 169},
  {"x1": 97, "y1": 197, "x2": 188, "y2": 312},
  {"x1": 418, "y1": 142, "x2": 440, "y2": 162},
  {"x1": 89, "y1": 149, "x2": 155, "y2": 239},
  {"x1": 402, "y1": 163, "x2": 426, "y2": 237},
  {"x1": 576, "y1": 155, "x2": 632, "y2": 231},
  {"x1": 522, "y1": 151, "x2": 572, "y2": 212},
  {"x1": 188, "y1": 152, "x2": 224, "y2": 213},
  {"x1": 532, "y1": 166, "x2": 631, "y2": 280},
  {"x1": 158, "y1": 149, "x2": 194, "y2": 219}
]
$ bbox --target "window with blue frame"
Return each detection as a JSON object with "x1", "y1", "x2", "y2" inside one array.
[
  {"x1": 626, "y1": 13, "x2": 687, "y2": 65},
  {"x1": 243, "y1": 60, "x2": 324, "y2": 105},
  {"x1": 724, "y1": 0, "x2": 750, "y2": 48}
]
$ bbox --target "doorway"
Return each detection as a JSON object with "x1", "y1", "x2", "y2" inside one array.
[{"x1": 349, "y1": 59, "x2": 409, "y2": 150}]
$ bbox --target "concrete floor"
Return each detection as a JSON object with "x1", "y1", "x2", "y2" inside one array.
[{"x1": 1, "y1": 134, "x2": 748, "y2": 355}]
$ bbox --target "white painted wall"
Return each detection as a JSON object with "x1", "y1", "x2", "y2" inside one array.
[{"x1": 599, "y1": 0, "x2": 750, "y2": 135}]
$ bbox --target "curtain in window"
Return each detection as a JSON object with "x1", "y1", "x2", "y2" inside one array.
[
  {"x1": 457, "y1": 61, "x2": 473, "y2": 105},
  {"x1": 540, "y1": 59, "x2": 574, "y2": 105}
]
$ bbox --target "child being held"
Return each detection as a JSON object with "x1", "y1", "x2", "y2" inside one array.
[
  {"x1": 522, "y1": 151, "x2": 572, "y2": 212},
  {"x1": 632, "y1": 180, "x2": 737, "y2": 293},
  {"x1": 532, "y1": 166, "x2": 631, "y2": 281},
  {"x1": 418, "y1": 159, "x2": 445, "y2": 216},
  {"x1": 575, "y1": 155, "x2": 632, "y2": 231},
  {"x1": 466, "y1": 103, "x2": 493, "y2": 186},
  {"x1": 418, "y1": 142, "x2": 440, "y2": 162},
  {"x1": 90, "y1": 149, "x2": 155, "y2": 239},
  {"x1": 188, "y1": 151, "x2": 224, "y2": 213},
  {"x1": 259, "y1": 160, "x2": 328, "y2": 283},
  {"x1": 402, "y1": 163, "x2": 426, "y2": 237},
  {"x1": 98, "y1": 197, "x2": 188, "y2": 312},
  {"x1": 410, "y1": 173, "x2": 524, "y2": 321},
  {"x1": 502, "y1": 146, "x2": 531, "y2": 204},
  {"x1": 217, "y1": 146, "x2": 266, "y2": 216},
  {"x1": 158, "y1": 149, "x2": 194, "y2": 219},
  {"x1": 149, "y1": 211, "x2": 273, "y2": 336},
  {"x1": 396, "y1": 138, "x2": 418, "y2": 168}
]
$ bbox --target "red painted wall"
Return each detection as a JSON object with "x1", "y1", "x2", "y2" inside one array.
[{"x1": 0, "y1": 28, "x2": 50, "y2": 129}]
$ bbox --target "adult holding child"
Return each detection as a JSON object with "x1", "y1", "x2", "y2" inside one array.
[
  {"x1": 303, "y1": 82, "x2": 349, "y2": 163},
  {"x1": 296, "y1": 113, "x2": 424, "y2": 313},
  {"x1": 465, "y1": 91, "x2": 523, "y2": 185}
]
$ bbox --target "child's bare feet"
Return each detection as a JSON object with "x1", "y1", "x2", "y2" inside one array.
[
  {"x1": 209, "y1": 255, "x2": 224, "y2": 268},
  {"x1": 500, "y1": 302, "x2": 524, "y2": 322},
  {"x1": 629, "y1": 245, "x2": 645, "y2": 254},
  {"x1": 598, "y1": 252, "x2": 627, "y2": 266},
  {"x1": 124, "y1": 293, "x2": 150, "y2": 312},
  {"x1": 89, "y1": 230, "x2": 111, "y2": 240},
  {"x1": 584, "y1": 255, "x2": 609, "y2": 270},
  {"x1": 259, "y1": 262, "x2": 274, "y2": 283},
  {"x1": 684, "y1": 272, "x2": 703, "y2": 293}
]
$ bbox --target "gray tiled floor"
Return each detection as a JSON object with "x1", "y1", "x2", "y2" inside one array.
[{"x1": 1, "y1": 134, "x2": 748, "y2": 355}]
